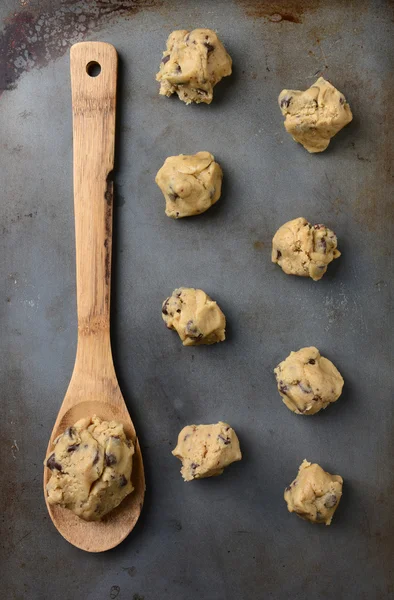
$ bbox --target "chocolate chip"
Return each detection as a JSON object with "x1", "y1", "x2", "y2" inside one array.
[
  {"x1": 308, "y1": 359, "x2": 315, "y2": 365},
  {"x1": 190, "y1": 462, "x2": 199, "y2": 469},
  {"x1": 93, "y1": 450, "x2": 100, "y2": 465},
  {"x1": 276, "y1": 250, "x2": 282, "y2": 259},
  {"x1": 225, "y1": 427, "x2": 230, "y2": 431},
  {"x1": 204, "y1": 42, "x2": 215, "y2": 53},
  {"x1": 186, "y1": 320, "x2": 201, "y2": 338},
  {"x1": 119, "y1": 475, "x2": 127, "y2": 487},
  {"x1": 66, "y1": 427, "x2": 75, "y2": 438},
  {"x1": 46, "y1": 453, "x2": 62, "y2": 472},
  {"x1": 324, "y1": 494, "x2": 337, "y2": 508},
  {"x1": 176, "y1": 65, "x2": 182, "y2": 72},
  {"x1": 279, "y1": 381, "x2": 289, "y2": 394},
  {"x1": 105, "y1": 453, "x2": 117, "y2": 467},
  {"x1": 161, "y1": 55, "x2": 170, "y2": 65},
  {"x1": 176, "y1": 308, "x2": 181, "y2": 313},
  {"x1": 218, "y1": 434, "x2": 231, "y2": 445},
  {"x1": 67, "y1": 444, "x2": 80, "y2": 453},
  {"x1": 280, "y1": 95, "x2": 292, "y2": 108},
  {"x1": 162, "y1": 298, "x2": 170, "y2": 315},
  {"x1": 298, "y1": 382, "x2": 312, "y2": 394}
]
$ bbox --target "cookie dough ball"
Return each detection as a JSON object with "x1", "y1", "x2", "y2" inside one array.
[
  {"x1": 156, "y1": 28, "x2": 232, "y2": 105},
  {"x1": 278, "y1": 77, "x2": 353, "y2": 153},
  {"x1": 162, "y1": 287, "x2": 226, "y2": 346},
  {"x1": 274, "y1": 347, "x2": 344, "y2": 415},
  {"x1": 272, "y1": 217, "x2": 340, "y2": 281},
  {"x1": 45, "y1": 416, "x2": 134, "y2": 521},
  {"x1": 172, "y1": 422, "x2": 242, "y2": 481},
  {"x1": 285, "y1": 460, "x2": 343, "y2": 525},
  {"x1": 155, "y1": 152, "x2": 222, "y2": 218}
]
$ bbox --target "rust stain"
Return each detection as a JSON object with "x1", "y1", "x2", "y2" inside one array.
[
  {"x1": 235, "y1": 0, "x2": 320, "y2": 23},
  {"x1": 0, "y1": 0, "x2": 163, "y2": 96}
]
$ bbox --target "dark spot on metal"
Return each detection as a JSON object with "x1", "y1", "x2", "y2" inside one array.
[
  {"x1": 110, "y1": 586, "x2": 120, "y2": 600},
  {"x1": 356, "y1": 153, "x2": 372, "y2": 163},
  {"x1": 122, "y1": 566, "x2": 136, "y2": 578},
  {"x1": 170, "y1": 519, "x2": 182, "y2": 531},
  {"x1": 254, "y1": 241, "x2": 265, "y2": 250}
]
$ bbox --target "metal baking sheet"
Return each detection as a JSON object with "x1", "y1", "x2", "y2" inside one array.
[{"x1": 1, "y1": 1, "x2": 393, "y2": 598}]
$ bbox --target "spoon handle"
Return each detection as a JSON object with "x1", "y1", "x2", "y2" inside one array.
[{"x1": 70, "y1": 42, "x2": 117, "y2": 366}]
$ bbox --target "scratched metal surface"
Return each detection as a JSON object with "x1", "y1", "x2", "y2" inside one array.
[{"x1": 1, "y1": 0, "x2": 393, "y2": 598}]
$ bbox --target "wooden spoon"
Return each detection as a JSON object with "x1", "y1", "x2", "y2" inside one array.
[{"x1": 43, "y1": 41, "x2": 145, "y2": 552}]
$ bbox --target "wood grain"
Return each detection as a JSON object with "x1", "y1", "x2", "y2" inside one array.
[{"x1": 43, "y1": 42, "x2": 145, "y2": 552}]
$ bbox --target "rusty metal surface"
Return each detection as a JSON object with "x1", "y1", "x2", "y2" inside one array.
[{"x1": 1, "y1": 0, "x2": 393, "y2": 598}]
